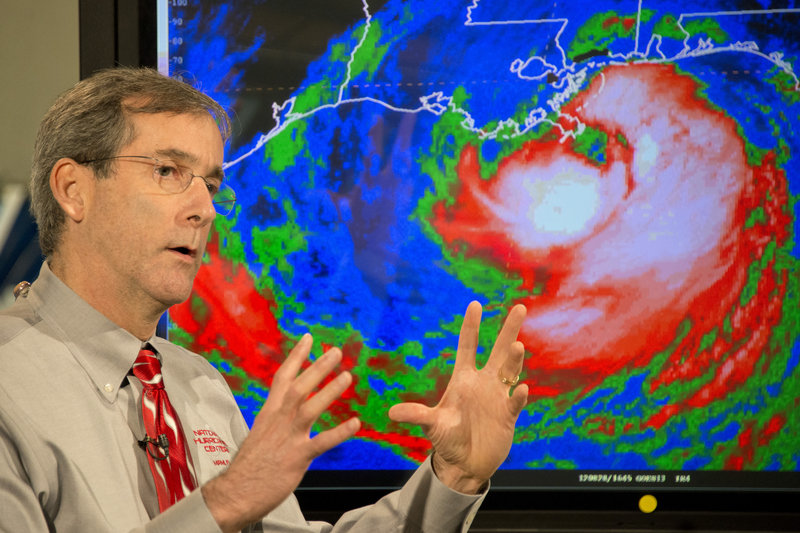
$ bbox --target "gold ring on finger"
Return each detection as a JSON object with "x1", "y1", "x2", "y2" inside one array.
[{"x1": 499, "y1": 371, "x2": 520, "y2": 387}]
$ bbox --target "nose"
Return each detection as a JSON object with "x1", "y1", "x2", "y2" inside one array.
[{"x1": 184, "y1": 176, "x2": 217, "y2": 225}]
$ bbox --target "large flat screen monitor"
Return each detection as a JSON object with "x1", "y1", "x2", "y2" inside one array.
[{"x1": 156, "y1": 0, "x2": 800, "y2": 527}]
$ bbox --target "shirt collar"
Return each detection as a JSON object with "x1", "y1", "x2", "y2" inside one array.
[{"x1": 27, "y1": 262, "x2": 151, "y2": 403}]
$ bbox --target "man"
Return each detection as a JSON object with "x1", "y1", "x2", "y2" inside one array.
[{"x1": 0, "y1": 67, "x2": 529, "y2": 532}]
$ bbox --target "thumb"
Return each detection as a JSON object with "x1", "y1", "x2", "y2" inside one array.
[{"x1": 388, "y1": 402, "x2": 434, "y2": 426}]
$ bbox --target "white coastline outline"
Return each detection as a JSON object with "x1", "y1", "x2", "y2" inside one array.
[{"x1": 222, "y1": 0, "x2": 800, "y2": 171}]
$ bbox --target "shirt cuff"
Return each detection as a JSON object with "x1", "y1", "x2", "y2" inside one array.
[
  {"x1": 398, "y1": 457, "x2": 488, "y2": 533},
  {"x1": 142, "y1": 489, "x2": 222, "y2": 533}
]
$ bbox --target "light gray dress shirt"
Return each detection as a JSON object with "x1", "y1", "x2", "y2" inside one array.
[{"x1": 0, "y1": 263, "x2": 485, "y2": 532}]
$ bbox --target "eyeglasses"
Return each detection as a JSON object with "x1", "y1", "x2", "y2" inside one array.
[{"x1": 79, "y1": 155, "x2": 236, "y2": 216}]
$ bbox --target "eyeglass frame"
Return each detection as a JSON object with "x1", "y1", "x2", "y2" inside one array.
[{"x1": 77, "y1": 155, "x2": 236, "y2": 216}]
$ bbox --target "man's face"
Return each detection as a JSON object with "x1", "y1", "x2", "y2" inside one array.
[{"x1": 82, "y1": 111, "x2": 225, "y2": 315}]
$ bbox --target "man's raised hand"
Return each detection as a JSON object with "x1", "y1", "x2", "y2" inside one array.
[{"x1": 388, "y1": 301, "x2": 528, "y2": 494}]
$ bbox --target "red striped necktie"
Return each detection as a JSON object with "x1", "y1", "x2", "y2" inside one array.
[{"x1": 132, "y1": 347, "x2": 197, "y2": 511}]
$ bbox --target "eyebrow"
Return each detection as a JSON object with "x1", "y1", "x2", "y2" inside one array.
[{"x1": 154, "y1": 148, "x2": 225, "y2": 181}]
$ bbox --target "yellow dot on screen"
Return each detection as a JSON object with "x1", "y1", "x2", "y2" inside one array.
[{"x1": 639, "y1": 494, "x2": 658, "y2": 513}]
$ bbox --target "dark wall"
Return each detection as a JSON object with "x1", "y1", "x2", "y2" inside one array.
[
  {"x1": 0, "y1": 199, "x2": 41, "y2": 301},
  {"x1": 80, "y1": 0, "x2": 157, "y2": 76}
]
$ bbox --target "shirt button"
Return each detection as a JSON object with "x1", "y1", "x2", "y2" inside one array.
[{"x1": 104, "y1": 383, "x2": 113, "y2": 392}]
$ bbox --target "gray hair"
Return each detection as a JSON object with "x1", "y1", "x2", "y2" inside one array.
[{"x1": 30, "y1": 67, "x2": 231, "y2": 257}]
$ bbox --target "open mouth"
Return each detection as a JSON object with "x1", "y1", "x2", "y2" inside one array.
[{"x1": 170, "y1": 246, "x2": 195, "y2": 258}]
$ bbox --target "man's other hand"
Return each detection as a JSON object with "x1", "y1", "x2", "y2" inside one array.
[{"x1": 202, "y1": 333, "x2": 360, "y2": 532}]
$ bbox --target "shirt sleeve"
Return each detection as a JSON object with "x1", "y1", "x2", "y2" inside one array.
[
  {"x1": 326, "y1": 457, "x2": 486, "y2": 533},
  {"x1": 0, "y1": 413, "x2": 53, "y2": 532},
  {"x1": 248, "y1": 457, "x2": 486, "y2": 533},
  {"x1": 129, "y1": 490, "x2": 222, "y2": 533}
]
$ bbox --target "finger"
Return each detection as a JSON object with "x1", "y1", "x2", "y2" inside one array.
[
  {"x1": 509, "y1": 383, "x2": 529, "y2": 417},
  {"x1": 485, "y1": 304, "x2": 526, "y2": 372},
  {"x1": 388, "y1": 402, "x2": 434, "y2": 428},
  {"x1": 271, "y1": 334, "x2": 314, "y2": 391},
  {"x1": 271, "y1": 344, "x2": 345, "y2": 420},
  {"x1": 291, "y1": 347, "x2": 343, "y2": 396},
  {"x1": 497, "y1": 340, "x2": 525, "y2": 389},
  {"x1": 453, "y1": 301, "x2": 483, "y2": 373},
  {"x1": 296, "y1": 370, "x2": 353, "y2": 427},
  {"x1": 308, "y1": 417, "x2": 361, "y2": 458}
]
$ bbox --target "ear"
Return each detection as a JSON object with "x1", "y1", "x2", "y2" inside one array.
[{"x1": 50, "y1": 158, "x2": 93, "y2": 223}]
